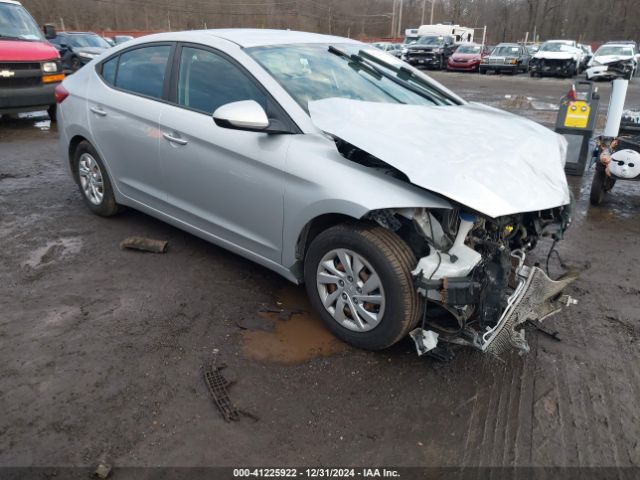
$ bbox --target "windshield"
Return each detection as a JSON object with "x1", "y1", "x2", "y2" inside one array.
[
  {"x1": 596, "y1": 46, "x2": 634, "y2": 57},
  {"x1": 540, "y1": 42, "x2": 573, "y2": 52},
  {"x1": 66, "y1": 34, "x2": 110, "y2": 48},
  {"x1": 0, "y1": 3, "x2": 44, "y2": 41},
  {"x1": 456, "y1": 45, "x2": 481, "y2": 54},
  {"x1": 417, "y1": 36, "x2": 444, "y2": 46},
  {"x1": 247, "y1": 44, "x2": 457, "y2": 112},
  {"x1": 492, "y1": 46, "x2": 520, "y2": 56}
]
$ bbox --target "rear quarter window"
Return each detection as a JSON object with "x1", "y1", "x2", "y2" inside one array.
[{"x1": 101, "y1": 57, "x2": 117, "y2": 85}]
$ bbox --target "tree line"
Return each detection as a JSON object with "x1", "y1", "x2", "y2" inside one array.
[{"x1": 21, "y1": 0, "x2": 640, "y2": 44}]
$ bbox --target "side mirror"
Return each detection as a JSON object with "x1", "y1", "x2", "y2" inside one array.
[
  {"x1": 213, "y1": 100, "x2": 270, "y2": 132},
  {"x1": 43, "y1": 24, "x2": 56, "y2": 40}
]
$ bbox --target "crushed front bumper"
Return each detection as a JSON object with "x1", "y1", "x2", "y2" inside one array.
[{"x1": 412, "y1": 251, "x2": 578, "y2": 356}]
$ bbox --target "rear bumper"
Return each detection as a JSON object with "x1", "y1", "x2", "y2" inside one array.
[{"x1": 0, "y1": 83, "x2": 58, "y2": 114}]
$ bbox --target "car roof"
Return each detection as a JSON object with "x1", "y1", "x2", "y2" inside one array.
[
  {"x1": 57, "y1": 32, "x2": 98, "y2": 36},
  {"x1": 495, "y1": 43, "x2": 520, "y2": 47},
  {"x1": 0, "y1": 0, "x2": 22, "y2": 5},
  {"x1": 139, "y1": 29, "x2": 360, "y2": 48}
]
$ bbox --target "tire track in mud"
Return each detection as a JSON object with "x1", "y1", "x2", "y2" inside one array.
[{"x1": 577, "y1": 288, "x2": 639, "y2": 466}]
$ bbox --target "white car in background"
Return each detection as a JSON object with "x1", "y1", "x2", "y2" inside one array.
[
  {"x1": 529, "y1": 40, "x2": 582, "y2": 77},
  {"x1": 586, "y1": 43, "x2": 638, "y2": 80}
]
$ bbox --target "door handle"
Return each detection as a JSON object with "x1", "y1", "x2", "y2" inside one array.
[
  {"x1": 162, "y1": 132, "x2": 188, "y2": 146},
  {"x1": 90, "y1": 106, "x2": 107, "y2": 117}
]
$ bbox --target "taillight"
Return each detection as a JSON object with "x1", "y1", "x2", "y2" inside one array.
[{"x1": 54, "y1": 84, "x2": 69, "y2": 104}]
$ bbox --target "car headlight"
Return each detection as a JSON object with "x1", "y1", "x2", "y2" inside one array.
[
  {"x1": 78, "y1": 52, "x2": 96, "y2": 59},
  {"x1": 42, "y1": 61, "x2": 58, "y2": 73}
]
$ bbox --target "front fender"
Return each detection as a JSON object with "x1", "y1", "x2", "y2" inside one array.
[{"x1": 281, "y1": 133, "x2": 452, "y2": 270}]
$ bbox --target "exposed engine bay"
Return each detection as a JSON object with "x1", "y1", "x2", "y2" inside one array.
[{"x1": 364, "y1": 203, "x2": 577, "y2": 357}]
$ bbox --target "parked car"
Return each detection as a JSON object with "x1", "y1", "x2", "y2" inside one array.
[
  {"x1": 404, "y1": 34, "x2": 457, "y2": 69},
  {"x1": 103, "y1": 36, "x2": 115, "y2": 47},
  {"x1": 56, "y1": 30, "x2": 575, "y2": 356},
  {"x1": 371, "y1": 42, "x2": 402, "y2": 58},
  {"x1": 525, "y1": 44, "x2": 540, "y2": 56},
  {"x1": 529, "y1": 40, "x2": 582, "y2": 77},
  {"x1": 578, "y1": 43, "x2": 593, "y2": 71},
  {"x1": 49, "y1": 31, "x2": 111, "y2": 71},
  {"x1": 586, "y1": 43, "x2": 637, "y2": 80},
  {"x1": 0, "y1": 0, "x2": 64, "y2": 120},
  {"x1": 446, "y1": 43, "x2": 489, "y2": 72},
  {"x1": 113, "y1": 35, "x2": 133, "y2": 45},
  {"x1": 479, "y1": 43, "x2": 530, "y2": 74}
]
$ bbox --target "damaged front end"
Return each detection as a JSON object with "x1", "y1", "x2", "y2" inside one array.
[
  {"x1": 383, "y1": 207, "x2": 578, "y2": 356},
  {"x1": 530, "y1": 57, "x2": 576, "y2": 77}
]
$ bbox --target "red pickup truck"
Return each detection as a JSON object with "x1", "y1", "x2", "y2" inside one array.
[{"x1": 0, "y1": 0, "x2": 64, "y2": 120}]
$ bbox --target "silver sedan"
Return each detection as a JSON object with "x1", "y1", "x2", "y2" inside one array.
[{"x1": 56, "y1": 29, "x2": 575, "y2": 356}]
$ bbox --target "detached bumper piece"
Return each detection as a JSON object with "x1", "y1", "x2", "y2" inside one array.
[{"x1": 479, "y1": 264, "x2": 578, "y2": 355}]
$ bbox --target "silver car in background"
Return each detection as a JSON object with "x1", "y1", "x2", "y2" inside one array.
[{"x1": 56, "y1": 29, "x2": 576, "y2": 357}]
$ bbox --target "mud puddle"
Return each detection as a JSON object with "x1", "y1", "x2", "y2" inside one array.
[{"x1": 242, "y1": 285, "x2": 348, "y2": 364}]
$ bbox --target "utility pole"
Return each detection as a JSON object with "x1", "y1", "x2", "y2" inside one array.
[
  {"x1": 59, "y1": 17, "x2": 65, "y2": 31},
  {"x1": 430, "y1": 0, "x2": 436, "y2": 24},
  {"x1": 397, "y1": 0, "x2": 403, "y2": 40},
  {"x1": 391, "y1": 0, "x2": 397, "y2": 38},
  {"x1": 421, "y1": 0, "x2": 426, "y2": 25}
]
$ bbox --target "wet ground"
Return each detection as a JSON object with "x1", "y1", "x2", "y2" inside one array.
[{"x1": 1, "y1": 72, "x2": 640, "y2": 474}]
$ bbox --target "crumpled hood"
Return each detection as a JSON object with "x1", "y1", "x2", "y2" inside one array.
[
  {"x1": 593, "y1": 54, "x2": 634, "y2": 65},
  {"x1": 309, "y1": 98, "x2": 570, "y2": 218},
  {"x1": 534, "y1": 51, "x2": 577, "y2": 60}
]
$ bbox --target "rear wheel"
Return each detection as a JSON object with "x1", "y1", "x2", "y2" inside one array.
[
  {"x1": 70, "y1": 56, "x2": 82, "y2": 71},
  {"x1": 73, "y1": 141, "x2": 119, "y2": 216},
  {"x1": 589, "y1": 166, "x2": 615, "y2": 206},
  {"x1": 47, "y1": 104, "x2": 56, "y2": 122},
  {"x1": 304, "y1": 223, "x2": 422, "y2": 351}
]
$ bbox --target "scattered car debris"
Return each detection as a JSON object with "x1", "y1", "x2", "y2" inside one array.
[
  {"x1": 119, "y1": 236, "x2": 168, "y2": 254},
  {"x1": 258, "y1": 307, "x2": 304, "y2": 321},
  {"x1": 94, "y1": 453, "x2": 112, "y2": 479},
  {"x1": 203, "y1": 363, "x2": 240, "y2": 422},
  {"x1": 525, "y1": 319, "x2": 561, "y2": 342}
]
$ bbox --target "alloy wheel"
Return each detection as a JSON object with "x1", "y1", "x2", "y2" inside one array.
[{"x1": 316, "y1": 248, "x2": 386, "y2": 332}]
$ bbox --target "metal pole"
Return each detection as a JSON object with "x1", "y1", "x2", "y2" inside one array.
[
  {"x1": 391, "y1": 0, "x2": 397, "y2": 38},
  {"x1": 481, "y1": 26, "x2": 486, "y2": 51},
  {"x1": 421, "y1": 0, "x2": 426, "y2": 25},
  {"x1": 430, "y1": 0, "x2": 435, "y2": 24},
  {"x1": 397, "y1": 0, "x2": 403, "y2": 40}
]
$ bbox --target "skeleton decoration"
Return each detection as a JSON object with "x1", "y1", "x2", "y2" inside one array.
[{"x1": 609, "y1": 149, "x2": 640, "y2": 179}]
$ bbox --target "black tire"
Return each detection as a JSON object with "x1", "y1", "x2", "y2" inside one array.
[
  {"x1": 590, "y1": 168, "x2": 606, "y2": 205},
  {"x1": 304, "y1": 222, "x2": 423, "y2": 351},
  {"x1": 73, "y1": 141, "x2": 119, "y2": 216},
  {"x1": 70, "y1": 56, "x2": 82, "y2": 71},
  {"x1": 480, "y1": 68, "x2": 487, "y2": 75},
  {"x1": 47, "y1": 104, "x2": 56, "y2": 122},
  {"x1": 439, "y1": 55, "x2": 445, "y2": 70}
]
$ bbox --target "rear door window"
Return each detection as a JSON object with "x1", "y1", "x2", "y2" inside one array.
[{"x1": 114, "y1": 45, "x2": 171, "y2": 99}]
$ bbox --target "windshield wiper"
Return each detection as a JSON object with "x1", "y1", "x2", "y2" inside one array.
[
  {"x1": 329, "y1": 45, "x2": 448, "y2": 105},
  {"x1": 328, "y1": 45, "x2": 382, "y2": 80},
  {"x1": 356, "y1": 48, "x2": 460, "y2": 105}
]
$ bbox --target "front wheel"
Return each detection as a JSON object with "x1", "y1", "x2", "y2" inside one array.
[{"x1": 304, "y1": 223, "x2": 422, "y2": 351}]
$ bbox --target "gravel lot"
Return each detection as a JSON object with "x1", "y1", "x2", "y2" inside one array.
[{"x1": 1, "y1": 71, "x2": 640, "y2": 476}]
